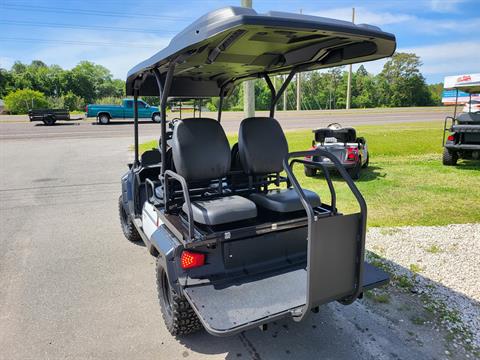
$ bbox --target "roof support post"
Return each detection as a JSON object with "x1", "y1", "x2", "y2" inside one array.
[
  {"x1": 133, "y1": 87, "x2": 140, "y2": 167},
  {"x1": 263, "y1": 74, "x2": 276, "y2": 118},
  {"x1": 271, "y1": 69, "x2": 296, "y2": 117},
  {"x1": 153, "y1": 61, "x2": 176, "y2": 178},
  {"x1": 218, "y1": 88, "x2": 225, "y2": 123}
]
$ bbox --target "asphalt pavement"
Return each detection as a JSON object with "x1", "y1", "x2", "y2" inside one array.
[{"x1": 0, "y1": 108, "x2": 458, "y2": 359}]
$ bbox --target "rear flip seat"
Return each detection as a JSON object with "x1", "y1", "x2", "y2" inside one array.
[{"x1": 238, "y1": 117, "x2": 321, "y2": 212}]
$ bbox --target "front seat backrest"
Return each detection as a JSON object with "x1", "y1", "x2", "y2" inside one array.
[
  {"x1": 172, "y1": 118, "x2": 231, "y2": 182},
  {"x1": 238, "y1": 117, "x2": 288, "y2": 175}
]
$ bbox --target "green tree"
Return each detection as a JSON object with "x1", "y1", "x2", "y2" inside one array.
[
  {"x1": 428, "y1": 83, "x2": 443, "y2": 105},
  {"x1": 4, "y1": 89, "x2": 49, "y2": 114},
  {"x1": 62, "y1": 91, "x2": 85, "y2": 111},
  {"x1": 378, "y1": 53, "x2": 433, "y2": 106},
  {"x1": 0, "y1": 67, "x2": 13, "y2": 97}
]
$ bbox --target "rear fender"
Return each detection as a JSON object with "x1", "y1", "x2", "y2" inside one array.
[{"x1": 150, "y1": 226, "x2": 182, "y2": 293}]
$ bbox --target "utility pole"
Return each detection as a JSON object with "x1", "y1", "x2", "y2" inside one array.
[
  {"x1": 346, "y1": 7, "x2": 355, "y2": 109},
  {"x1": 241, "y1": 0, "x2": 255, "y2": 118},
  {"x1": 296, "y1": 8, "x2": 302, "y2": 111}
]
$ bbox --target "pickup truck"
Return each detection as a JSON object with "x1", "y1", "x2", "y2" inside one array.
[{"x1": 86, "y1": 99, "x2": 160, "y2": 124}]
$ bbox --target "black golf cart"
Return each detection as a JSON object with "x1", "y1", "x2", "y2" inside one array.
[
  {"x1": 442, "y1": 75, "x2": 480, "y2": 165},
  {"x1": 119, "y1": 6, "x2": 396, "y2": 337}
]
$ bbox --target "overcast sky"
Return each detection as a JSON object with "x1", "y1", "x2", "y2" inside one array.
[{"x1": 0, "y1": 0, "x2": 478, "y2": 83}]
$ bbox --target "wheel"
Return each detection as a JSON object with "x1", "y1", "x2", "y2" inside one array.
[
  {"x1": 362, "y1": 152, "x2": 369, "y2": 168},
  {"x1": 118, "y1": 195, "x2": 141, "y2": 242},
  {"x1": 43, "y1": 116, "x2": 56, "y2": 126},
  {"x1": 304, "y1": 166, "x2": 316, "y2": 177},
  {"x1": 156, "y1": 259, "x2": 202, "y2": 336},
  {"x1": 347, "y1": 161, "x2": 361, "y2": 180},
  {"x1": 152, "y1": 113, "x2": 161, "y2": 123},
  {"x1": 98, "y1": 114, "x2": 110, "y2": 125},
  {"x1": 442, "y1": 148, "x2": 458, "y2": 166}
]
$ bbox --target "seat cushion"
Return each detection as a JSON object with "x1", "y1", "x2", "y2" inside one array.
[
  {"x1": 249, "y1": 188, "x2": 321, "y2": 213},
  {"x1": 183, "y1": 195, "x2": 257, "y2": 226}
]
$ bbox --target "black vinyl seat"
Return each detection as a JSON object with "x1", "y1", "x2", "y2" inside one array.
[
  {"x1": 172, "y1": 118, "x2": 257, "y2": 225},
  {"x1": 238, "y1": 117, "x2": 321, "y2": 212}
]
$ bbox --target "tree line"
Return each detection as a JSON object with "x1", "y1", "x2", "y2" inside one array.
[{"x1": 0, "y1": 53, "x2": 442, "y2": 114}]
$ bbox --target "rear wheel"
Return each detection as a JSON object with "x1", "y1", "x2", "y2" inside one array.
[
  {"x1": 152, "y1": 113, "x2": 161, "y2": 123},
  {"x1": 156, "y1": 259, "x2": 202, "y2": 336},
  {"x1": 304, "y1": 166, "x2": 316, "y2": 177},
  {"x1": 118, "y1": 195, "x2": 141, "y2": 242},
  {"x1": 347, "y1": 161, "x2": 361, "y2": 180},
  {"x1": 98, "y1": 114, "x2": 110, "y2": 125},
  {"x1": 442, "y1": 148, "x2": 458, "y2": 166}
]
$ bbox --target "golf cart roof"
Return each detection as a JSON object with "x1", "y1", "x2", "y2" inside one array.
[
  {"x1": 126, "y1": 6, "x2": 396, "y2": 97},
  {"x1": 444, "y1": 73, "x2": 480, "y2": 94}
]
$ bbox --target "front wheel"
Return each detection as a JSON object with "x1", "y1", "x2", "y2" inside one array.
[
  {"x1": 442, "y1": 148, "x2": 458, "y2": 166},
  {"x1": 304, "y1": 166, "x2": 317, "y2": 177},
  {"x1": 118, "y1": 195, "x2": 141, "y2": 242},
  {"x1": 152, "y1": 113, "x2": 161, "y2": 123},
  {"x1": 156, "y1": 260, "x2": 202, "y2": 336},
  {"x1": 362, "y1": 152, "x2": 369, "y2": 168}
]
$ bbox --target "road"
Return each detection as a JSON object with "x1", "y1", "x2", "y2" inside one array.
[
  {"x1": 0, "y1": 107, "x2": 449, "y2": 141},
  {"x1": 0, "y1": 109, "x2": 458, "y2": 359}
]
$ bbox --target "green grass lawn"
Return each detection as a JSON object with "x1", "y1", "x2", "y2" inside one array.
[{"x1": 139, "y1": 121, "x2": 479, "y2": 227}]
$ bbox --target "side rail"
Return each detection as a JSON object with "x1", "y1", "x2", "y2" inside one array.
[
  {"x1": 283, "y1": 149, "x2": 367, "y2": 322},
  {"x1": 164, "y1": 170, "x2": 194, "y2": 241},
  {"x1": 443, "y1": 116, "x2": 456, "y2": 146}
]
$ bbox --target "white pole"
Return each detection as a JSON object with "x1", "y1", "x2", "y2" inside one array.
[
  {"x1": 346, "y1": 8, "x2": 355, "y2": 110},
  {"x1": 241, "y1": 0, "x2": 255, "y2": 118},
  {"x1": 296, "y1": 9, "x2": 302, "y2": 111}
]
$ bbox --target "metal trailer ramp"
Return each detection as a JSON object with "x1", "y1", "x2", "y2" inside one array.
[{"x1": 184, "y1": 262, "x2": 388, "y2": 336}]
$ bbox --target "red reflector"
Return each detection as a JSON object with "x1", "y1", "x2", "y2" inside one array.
[
  {"x1": 181, "y1": 251, "x2": 205, "y2": 269},
  {"x1": 447, "y1": 135, "x2": 455, "y2": 141},
  {"x1": 346, "y1": 146, "x2": 358, "y2": 161},
  {"x1": 347, "y1": 153, "x2": 356, "y2": 160},
  {"x1": 305, "y1": 146, "x2": 316, "y2": 160}
]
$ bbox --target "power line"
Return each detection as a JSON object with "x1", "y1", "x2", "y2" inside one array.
[
  {"x1": 0, "y1": 37, "x2": 158, "y2": 49},
  {"x1": 0, "y1": 3, "x2": 190, "y2": 21},
  {"x1": 0, "y1": 20, "x2": 177, "y2": 34}
]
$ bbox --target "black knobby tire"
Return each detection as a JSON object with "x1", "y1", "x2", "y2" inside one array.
[
  {"x1": 304, "y1": 166, "x2": 316, "y2": 177},
  {"x1": 442, "y1": 148, "x2": 458, "y2": 166},
  {"x1": 156, "y1": 259, "x2": 202, "y2": 336},
  {"x1": 348, "y1": 161, "x2": 361, "y2": 180},
  {"x1": 118, "y1": 195, "x2": 141, "y2": 242},
  {"x1": 362, "y1": 152, "x2": 369, "y2": 168}
]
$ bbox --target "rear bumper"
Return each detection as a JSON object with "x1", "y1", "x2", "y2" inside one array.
[
  {"x1": 445, "y1": 144, "x2": 480, "y2": 150},
  {"x1": 305, "y1": 160, "x2": 356, "y2": 169}
]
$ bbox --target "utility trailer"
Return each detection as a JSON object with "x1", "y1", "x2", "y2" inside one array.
[
  {"x1": 442, "y1": 74, "x2": 480, "y2": 165},
  {"x1": 28, "y1": 108, "x2": 82, "y2": 126},
  {"x1": 118, "y1": 6, "x2": 396, "y2": 337}
]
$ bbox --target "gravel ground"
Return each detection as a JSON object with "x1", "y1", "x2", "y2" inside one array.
[{"x1": 367, "y1": 223, "x2": 480, "y2": 352}]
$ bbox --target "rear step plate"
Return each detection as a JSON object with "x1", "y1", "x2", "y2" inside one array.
[{"x1": 184, "y1": 262, "x2": 388, "y2": 336}]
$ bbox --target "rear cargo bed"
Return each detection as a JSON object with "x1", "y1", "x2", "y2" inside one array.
[{"x1": 184, "y1": 262, "x2": 388, "y2": 336}]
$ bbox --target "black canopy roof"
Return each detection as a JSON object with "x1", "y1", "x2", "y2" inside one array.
[{"x1": 126, "y1": 7, "x2": 396, "y2": 97}]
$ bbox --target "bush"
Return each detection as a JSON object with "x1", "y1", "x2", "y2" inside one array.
[
  {"x1": 95, "y1": 96, "x2": 123, "y2": 105},
  {"x1": 62, "y1": 92, "x2": 85, "y2": 111},
  {"x1": 4, "y1": 89, "x2": 49, "y2": 114}
]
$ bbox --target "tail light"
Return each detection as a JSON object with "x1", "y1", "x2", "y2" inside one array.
[
  {"x1": 346, "y1": 146, "x2": 358, "y2": 161},
  {"x1": 305, "y1": 145, "x2": 316, "y2": 161},
  {"x1": 181, "y1": 250, "x2": 205, "y2": 269},
  {"x1": 447, "y1": 135, "x2": 455, "y2": 141}
]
